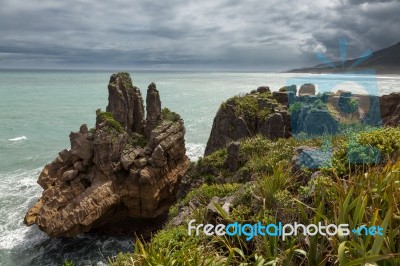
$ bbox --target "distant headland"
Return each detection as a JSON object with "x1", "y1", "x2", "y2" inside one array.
[{"x1": 288, "y1": 41, "x2": 400, "y2": 74}]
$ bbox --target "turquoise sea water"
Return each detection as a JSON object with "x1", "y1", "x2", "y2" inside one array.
[{"x1": 0, "y1": 70, "x2": 399, "y2": 265}]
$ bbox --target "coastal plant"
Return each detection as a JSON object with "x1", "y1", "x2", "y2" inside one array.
[
  {"x1": 162, "y1": 107, "x2": 181, "y2": 122},
  {"x1": 228, "y1": 92, "x2": 277, "y2": 120},
  {"x1": 112, "y1": 127, "x2": 400, "y2": 265},
  {"x1": 96, "y1": 109, "x2": 124, "y2": 133},
  {"x1": 130, "y1": 133, "x2": 147, "y2": 148},
  {"x1": 62, "y1": 260, "x2": 75, "y2": 266},
  {"x1": 178, "y1": 183, "x2": 240, "y2": 206}
]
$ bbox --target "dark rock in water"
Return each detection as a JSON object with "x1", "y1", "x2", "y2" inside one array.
[
  {"x1": 225, "y1": 142, "x2": 240, "y2": 171},
  {"x1": 299, "y1": 83, "x2": 316, "y2": 96},
  {"x1": 24, "y1": 72, "x2": 189, "y2": 237}
]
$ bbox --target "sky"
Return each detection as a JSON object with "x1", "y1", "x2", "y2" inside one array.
[{"x1": 0, "y1": 0, "x2": 399, "y2": 71}]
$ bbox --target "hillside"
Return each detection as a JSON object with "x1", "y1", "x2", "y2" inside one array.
[{"x1": 289, "y1": 41, "x2": 400, "y2": 74}]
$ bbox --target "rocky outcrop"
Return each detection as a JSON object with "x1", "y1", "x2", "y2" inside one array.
[
  {"x1": 225, "y1": 142, "x2": 240, "y2": 171},
  {"x1": 380, "y1": 92, "x2": 400, "y2": 126},
  {"x1": 291, "y1": 146, "x2": 332, "y2": 174},
  {"x1": 144, "y1": 82, "x2": 162, "y2": 137},
  {"x1": 298, "y1": 83, "x2": 316, "y2": 96},
  {"x1": 205, "y1": 85, "x2": 400, "y2": 156},
  {"x1": 106, "y1": 73, "x2": 145, "y2": 134},
  {"x1": 205, "y1": 90, "x2": 290, "y2": 156},
  {"x1": 24, "y1": 72, "x2": 189, "y2": 237}
]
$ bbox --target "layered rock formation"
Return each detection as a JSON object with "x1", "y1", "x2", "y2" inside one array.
[
  {"x1": 204, "y1": 89, "x2": 290, "y2": 156},
  {"x1": 380, "y1": 93, "x2": 400, "y2": 126},
  {"x1": 24, "y1": 73, "x2": 189, "y2": 237},
  {"x1": 205, "y1": 86, "x2": 400, "y2": 156}
]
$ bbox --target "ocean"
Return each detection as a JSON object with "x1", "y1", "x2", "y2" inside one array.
[{"x1": 0, "y1": 69, "x2": 399, "y2": 265}]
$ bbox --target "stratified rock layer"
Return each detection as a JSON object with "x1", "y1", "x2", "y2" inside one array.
[
  {"x1": 24, "y1": 73, "x2": 189, "y2": 237},
  {"x1": 205, "y1": 90, "x2": 290, "y2": 156}
]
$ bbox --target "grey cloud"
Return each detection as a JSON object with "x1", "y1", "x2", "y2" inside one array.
[{"x1": 0, "y1": 0, "x2": 398, "y2": 70}]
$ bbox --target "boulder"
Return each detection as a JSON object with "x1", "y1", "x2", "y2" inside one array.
[
  {"x1": 299, "y1": 83, "x2": 316, "y2": 96},
  {"x1": 291, "y1": 146, "x2": 332, "y2": 176},
  {"x1": 150, "y1": 145, "x2": 167, "y2": 167},
  {"x1": 225, "y1": 142, "x2": 240, "y2": 171},
  {"x1": 257, "y1": 86, "x2": 270, "y2": 93},
  {"x1": 380, "y1": 93, "x2": 400, "y2": 126},
  {"x1": 258, "y1": 112, "x2": 290, "y2": 139},
  {"x1": 272, "y1": 91, "x2": 289, "y2": 105},
  {"x1": 61, "y1": 170, "x2": 79, "y2": 182}
]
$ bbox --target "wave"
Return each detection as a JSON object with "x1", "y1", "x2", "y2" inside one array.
[
  {"x1": 0, "y1": 167, "x2": 133, "y2": 266},
  {"x1": 0, "y1": 168, "x2": 42, "y2": 250},
  {"x1": 186, "y1": 143, "x2": 205, "y2": 161},
  {"x1": 8, "y1": 136, "x2": 27, "y2": 142}
]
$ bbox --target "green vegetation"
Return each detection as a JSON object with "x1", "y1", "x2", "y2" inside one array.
[
  {"x1": 348, "y1": 97, "x2": 360, "y2": 113},
  {"x1": 117, "y1": 72, "x2": 134, "y2": 89},
  {"x1": 279, "y1": 84, "x2": 297, "y2": 94},
  {"x1": 162, "y1": 107, "x2": 181, "y2": 122},
  {"x1": 288, "y1": 101, "x2": 302, "y2": 113},
  {"x1": 233, "y1": 93, "x2": 273, "y2": 120},
  {"x1": 96, "y1": 109, "x2": 124, "y2": 133},
  {"x1": 130, "y1": 133, "x2": 147, "y2": 148},
  {"x1": 110, "y1": 127, "x2": 400, "y2": 265},
  {"x1": 289, "y1": 98, "x2": 327, "y2": 114},
  {"x1": 220, "y1": 92, "x2": 280, "y2": 121},
  {"x1": 62, "y1": 260, "x2": 75, "y2": 266}
]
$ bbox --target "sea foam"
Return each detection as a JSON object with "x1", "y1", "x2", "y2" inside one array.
[
  {"x1": 8, "y1": 136, "x2": 27, "y2": 142},
  {"x1": 186, "y1": 143, "x2": 205, "y2": 161}
]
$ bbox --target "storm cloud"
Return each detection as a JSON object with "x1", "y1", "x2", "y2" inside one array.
[{"x1": 0, "y1": 0, "x2": 399, "y2": 70}]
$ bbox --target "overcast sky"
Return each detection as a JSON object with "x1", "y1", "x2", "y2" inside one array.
[{"x1": 0, "y1": 0, "x2": 399, "y2": 71}]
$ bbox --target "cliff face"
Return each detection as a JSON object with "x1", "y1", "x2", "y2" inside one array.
[
  {"x1": 204, "y1": 88, "x2": 290, "y2": 156},
  {"x1": 24, "y1": 73, "x2": 189, "y2": 237},
  {"x1": 205, "y1": 87, "x2": 400, "y2": 156},
  {"x1": 381, "y1": 93, "x2": 400, "y2": 126}
]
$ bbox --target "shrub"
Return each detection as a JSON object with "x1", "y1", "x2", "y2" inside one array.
[
  {"x1": 130, "y1": 133, "x2": 147, "y2": 147},
  {"x1": 162, "y1": 107, "x2": 181, "y2": 122},
  {"x1": 96, "y1": 109, "x2": 123, "y2": 133},
  {"x1": 225, "y1": 93, "x2": 277, "y2": 121},
  {"x1": 180, "y1": 183, "x2": 240, "y2": 206}
]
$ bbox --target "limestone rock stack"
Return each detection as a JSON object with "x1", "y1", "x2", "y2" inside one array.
[{"x1": 24, "y1": 72, "x2": 189, "y2": 237}]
